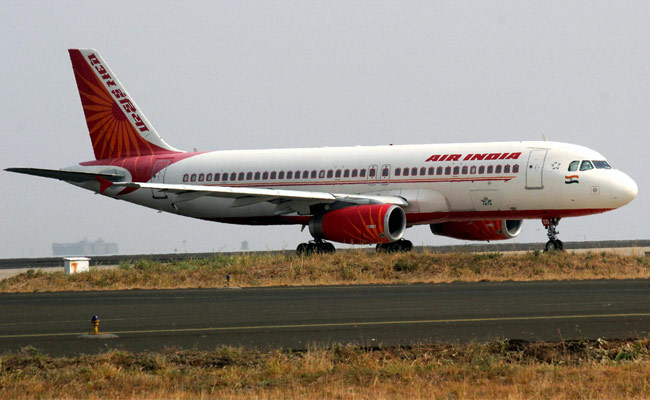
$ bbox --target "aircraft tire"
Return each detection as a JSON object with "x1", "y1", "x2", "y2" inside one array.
[
  {"x1": 296, "y1": 243, "x2": 309, "y2": 255},
  {"x1": 323, "y1": 242, "x2": 336, "y2": 253},
  {"x1": 544, "y1": 239, "x2": 564, "y2": 252}
]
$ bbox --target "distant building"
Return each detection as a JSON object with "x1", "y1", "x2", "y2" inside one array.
[{"x1": 52, "y1": 238, "x2": 118, "y2": 256}]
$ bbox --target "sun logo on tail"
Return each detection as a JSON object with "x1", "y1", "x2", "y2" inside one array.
[{"x1": 69, "y1": 49, "x2": 178, "y2": 160}]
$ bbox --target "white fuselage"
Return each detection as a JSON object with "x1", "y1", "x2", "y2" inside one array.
[{"x1": 70, "y1": 140, "x2": 637, "y2": 226}]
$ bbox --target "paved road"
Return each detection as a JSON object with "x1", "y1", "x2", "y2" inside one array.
[{"x1": 1, "y1": 280, "x2": 649, "y2": 356}]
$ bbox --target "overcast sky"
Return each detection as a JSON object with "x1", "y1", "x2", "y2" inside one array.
[{"x1": 2, "y1": 1, "x2": 648, "y2": 257}]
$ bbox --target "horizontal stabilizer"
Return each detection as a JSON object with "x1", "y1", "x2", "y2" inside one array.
[{"x1": 5, "y1": 167, "x2": 124, "y2": 183}]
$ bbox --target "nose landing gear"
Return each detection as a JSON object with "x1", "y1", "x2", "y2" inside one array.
[{"x1": 542, "y1": 218, "x2": 563, "y2": 251}]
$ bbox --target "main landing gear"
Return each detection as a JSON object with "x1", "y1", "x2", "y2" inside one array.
[
  {"x1": 376, "y1": 239, "x2": 414, "y2": 253},
  {"x1": 296, "y1": 240, "x2": 336, "y2": 255},
  {"x1": 542, "y1": 218, "x2": 563, "y2": 251}
]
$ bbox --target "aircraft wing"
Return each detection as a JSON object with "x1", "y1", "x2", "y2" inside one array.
[{"x1": 115, "y1": 182, "x2": 408, "y2": 214}]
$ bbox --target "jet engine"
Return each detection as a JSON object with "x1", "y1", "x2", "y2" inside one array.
[
  {"x1": 309, "y1": 204, "x2": 406, "y2": 244},
  {"x1": 430, "y1": 220, "x2": 523, "y2": 241}
]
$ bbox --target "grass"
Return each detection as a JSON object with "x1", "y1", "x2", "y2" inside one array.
[
  {"x1": 1, "y1": 250, "x2": 649, "y2": 293},
  {"x1": 1, "y1": 339, "x2": 650, "y2": 399},
  {"x1": 3, "y1": 252, "x2": 650, "y2": 398}
]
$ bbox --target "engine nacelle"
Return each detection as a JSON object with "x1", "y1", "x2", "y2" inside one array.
[
  {"x1": 430, "y1": 220, "x2": 523, "y2": 241},
  {"x1": 309, "y1": 204, "x2": 406, "y2": 244}
]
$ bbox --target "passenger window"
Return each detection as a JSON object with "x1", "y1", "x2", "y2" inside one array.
[
  {"x1": 183, "y1": 174, "x2": 189, "y2": 182},
  {"x1": 453, "y1": 166, "x2": 459, "y2": 175},
  {"x1": 295, "y1": 170, "x2": 300, "y2": 178},
  {"x1": 238, "y1": 172, "x2": 244, "y2": 181},
  {"x1": 230, "y1": 172, "x2": 236, "y2": 181},
  {"x1": 278, "y1": 171, "x2": 285, "y2": 179},
  {"x1": 478, "y1": 166, "x2": 484, "y2": 174},
  {"x1": 190, "y1": 174, "x2": 197, "y2": 182},
  {"x1": 263, "y1": 172, "x2": 269, "y2": 180},
  {"x1": 319, "y1": 170, "x2": 325, "y2": 178},
  {"x1": 470, "y1": 166, "x2": 476, "y2": 174},
  {"x1": 206, "y1": 173, "x2": 213, "y2": 181},
  {"x1": 420, "y1": 167, "x2": 426, "y2": 175},
  {"x1": 254, "y1": 172, "x2": 260, "y2": 180},
  {"x1": 461, "y1": 166, "x2": 468, "y2": 175},
  {"x1": 246, "y1": 172, "x2": 253, "y2": 180},
  {"x1": 270, "y1": 171, "x2": 277, "y2": 179},
  {"x1": 351, "y1": 169, "x2": 358, "y2": 177},
  {"x1": 327, "y1": 170, "x2": 333, "y2": 178},
  {"x1": 411, "y1": 167, "x2": 418, "y2": 176},
  {"x1": 214, "y1": 173, "x2": 220, "y2": 181},
  {"x1": 487, "y1": 165, "x2": 493, "y2": 174},
  {"x1": 504, "y1": 165, "x2": 510, "y2": 173},
  {"x1": 395, "y1": 168, "x2": 401, "y2": 176},
  {"x1": 445, "y1": 166, "x2": 451, "y2": 175},
  {"x1": 302, "y1": 171, "x2": 309, "y2": 179},
  {"x1": 403, "y1": 168, "x2": 409, "y2": 176},
  {"x1": 580, "y1": 160, "x2": 594, "y2": 171},
  {"x1": 222, "y1": 173, "x2": 227, "y2": 181},
  {"x1": 344, "y1": 169, "x2": 350, "y2": 178},
  {"x1": 311, "y1": 170, "x2": 317, "y2": 179},
  {"x1": 513, "y1": 165, "x2": 519, "y2": 173},
  {"x1": 360, "y1": 169, "x2": 366, "y2": 177},
  {"x1": 198, "y1": 173, "x2": 205, "y2": 182},
  {"x1": 568, "y1": 161, "x2": 580, "y2": 171},
  {"x1": 369, "y1": 168, "x2": 376, "y2": 178},
  {"x1": 287, "y1": 171, "x2": 293, "y2": 179},
  {"x1": 336, "y1": 169, "x2": 342, "y2": 178},
  {"x1": 428, "y1": 167, "x2": 434, "y2": 175},
  {"x1": 495, "y1": 165, "x2": 502, "y2": 174},
  {"x1": 437, "y1": 166, "x2": 443, "y2": 175},
  {"x1": 382, "y1": 167, "x2": 389, "y2": 177}
]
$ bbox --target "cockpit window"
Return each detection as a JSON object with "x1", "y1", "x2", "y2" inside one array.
[
  {"x1": 593, "y1": 160, "x2": 612, "y2": 169},
  {"x1": 568, "y1": 161, "x2": 580, "y2": 172},
  {"x1": 579, "y1": 160, "x2": 594, "y2": 171}
]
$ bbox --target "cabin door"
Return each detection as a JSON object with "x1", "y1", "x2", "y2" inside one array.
[
  {"x1": 151, "y1": 160, "x2": 171, "y2": 199},
  {"x1": 525, "y1": 150, "x2": 547, "y2": 190},
  {"x1": 367, "y1": 164, "x2": 378, "y2": 185},
  {"x1": 380, "y1": 164, "x2": 391, "y2": 185}
]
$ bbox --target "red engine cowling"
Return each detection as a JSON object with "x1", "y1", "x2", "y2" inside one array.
[
  {"x1": 430, "y1": 220, "x2": 523, "y2": 241},
  {"x1": 309, "y1": 204, "x2": 406, "y2": 244}
]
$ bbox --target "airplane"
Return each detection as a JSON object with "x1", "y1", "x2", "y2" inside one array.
[{"x1": 6, "y1": 49, "x2": 638, "y2": 254}]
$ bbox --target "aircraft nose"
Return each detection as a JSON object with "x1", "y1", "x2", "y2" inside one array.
[{"x1": 611, "y1": 171, "x2": 638, "y2": 207}]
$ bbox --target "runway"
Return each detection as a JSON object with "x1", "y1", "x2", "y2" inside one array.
[{"x1": 1, "y1": 280, "x2": 650, "y2": 356}]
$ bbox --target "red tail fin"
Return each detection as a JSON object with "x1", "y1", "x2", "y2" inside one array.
[{"x1": 68, "y1": 49, "x2": 181, "y2": 160}]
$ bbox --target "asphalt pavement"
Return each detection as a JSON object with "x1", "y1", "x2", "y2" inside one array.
[{"x1": 1, "y1": 280, "x2": 649, "y2": 356}]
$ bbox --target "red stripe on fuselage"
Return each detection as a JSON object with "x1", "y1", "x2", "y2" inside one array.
[{"x1": 184, "y1": 176, "x2": 516, "y2": 189}]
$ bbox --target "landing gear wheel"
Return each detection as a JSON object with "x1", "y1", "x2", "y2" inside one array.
[
  {"x1": 296, "y1": 240, "x2": 336, "y2": 255},
  {"x1": 376, "y1": 239, "x2": 414, "y2": 253},
  {"x1": 398, "y1": 240, "x2": 414, "y2": 252},
  {"x1": 542, "y1": 218, "x2": 564, "y2": 252},
  {"x1": 296, "y1": 243, "x2": 309, "y2": 255},
  {"x1": 544, "y1": 239, "x2": 564, "y2": 252},
  {"x1": 323, "y1": 242, "x2": 336, "y2": 253}
]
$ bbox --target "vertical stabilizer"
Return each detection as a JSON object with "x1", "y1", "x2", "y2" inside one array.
[{"x1": 68, "y1": 49, "x2": 182, "y2": 159}]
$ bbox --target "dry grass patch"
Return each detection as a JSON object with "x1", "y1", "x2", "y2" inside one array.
[
  {"x1": 2, "y1": 251, "x2": 649, "y2": 293},
  {"x1": 2, "y1": 339, "x2": 650, "y2": 399}
]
